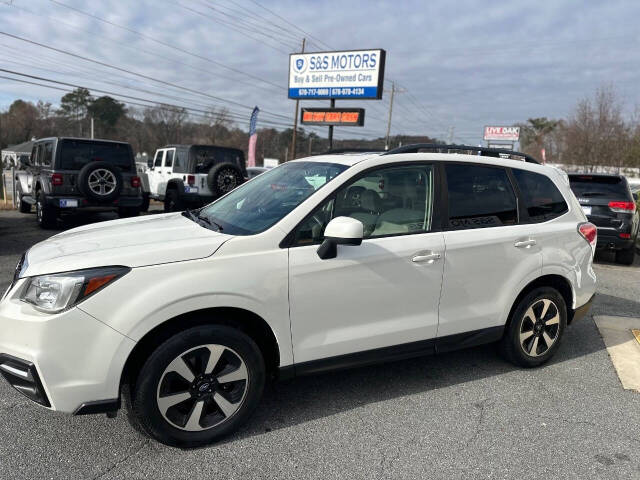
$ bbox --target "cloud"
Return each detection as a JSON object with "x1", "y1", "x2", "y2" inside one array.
[{"x1": 1, "y1": 0, "x2": 639, "y2": 144}]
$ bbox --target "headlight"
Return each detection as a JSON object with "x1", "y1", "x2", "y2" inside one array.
[{"x1": 20, "y1": 266, "x2": 130, "y2": 313}]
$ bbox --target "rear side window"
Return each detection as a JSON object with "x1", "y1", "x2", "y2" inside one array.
[
  {"x1": 41, "y1": 142, "x2": 53, "y2": 166},
  {"x1": 445, "y1": 164, "x2": 518, "y2": 229},
  {"x1": 164, "y1": 149, "x2": 174, "y2": 168},
  {"x1": 513, "y1": 169, "x2": 568, "y2": 222},
  {"x1": 58, "y1": 140, "x2": 132, "y2": 171},
  {"x1": 569, "y1": 175, "x2": 631, "y2": 200}
]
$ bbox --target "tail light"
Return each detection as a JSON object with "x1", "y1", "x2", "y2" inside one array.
[
  {"x1": 578, "y1": 222, "x2": 597, "y2": 247},
  {"x1": 620, "y1": 233, "x2": 631, "y2": 239},
  {"x1": 131, "y1": 176, "x2": 141, "y2": 188},
  {"x1": 51, "y1": 173, "x2": 63, "y2": 186},
  {"x1": 608, "y1": 201, "x2": 636, "y2": 213},
  {"x1": 187, "y1": 175, "x2": 195, "y2": 186}
]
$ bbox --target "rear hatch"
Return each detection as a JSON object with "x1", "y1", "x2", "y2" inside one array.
[
  {"x1": 54, "y1": 139, "x2": 138, "y2": 198},
  {"x1": 568, "y1": 174, "x2": 634, "y2": 234}
]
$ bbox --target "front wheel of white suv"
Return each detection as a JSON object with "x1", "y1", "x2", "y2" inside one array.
[
  {"x1": 500, "y1": 287, "x2": 567, "y2": 368},
  {"x1": 128, "y1": 325, "x2": 266, "y2": 447}
]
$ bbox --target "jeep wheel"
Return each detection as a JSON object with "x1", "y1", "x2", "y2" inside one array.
[
  {"x1": 36, "y1": 191, "x2": 57, "y2": 229},
  {"x1": 499, "y1": 287, "x2": 567, "y2": 368},
  {"x1": 17, "y1": 190, "x2": 31, "y2": 213},
  {"x1": 127, "y1": 325, "x2": 265, "y2": 448},
  {"x1": 77, "y1": 161, "x2": 123, "y2": 202},
  {"x1": 164, "y1": 188, "x2": 183, "y2": 212},
  {"x1": 207, "y1": 163, "x2": 243, "y2": 197}
]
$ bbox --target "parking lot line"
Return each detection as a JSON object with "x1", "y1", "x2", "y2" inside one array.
[{"x1": 594, "y1": 316, "x2": 640, "y2": 392}]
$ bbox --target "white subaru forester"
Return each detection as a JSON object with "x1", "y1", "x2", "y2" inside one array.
[{"x1": 0, "y1": 147, "x2": 596, "y2": 447}]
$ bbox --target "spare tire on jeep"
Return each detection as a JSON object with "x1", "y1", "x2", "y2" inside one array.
[
  {"x1": 207, "y1": 163, "x2": 243, "y2": 197},
  {"x1": 77, "y1": 161, "x2": 123, "y2": 202}
]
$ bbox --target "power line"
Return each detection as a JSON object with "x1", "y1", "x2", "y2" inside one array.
[
  {"x1": 0, "y1": 31, "x2": 291, "y2": 121},
  {"x1": 45, "y1": 0, "x2": 284, "y2": 91}
]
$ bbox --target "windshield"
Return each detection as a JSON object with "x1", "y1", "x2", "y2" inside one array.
[
  {"x1": 198, "y1": 161, "x2": 348, "y2": 235},
  {"x1": 58, "y1": 139, "x2": 133, "y2": 171}
]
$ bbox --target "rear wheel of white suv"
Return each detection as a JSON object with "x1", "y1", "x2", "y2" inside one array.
[
  {"x1": 128, "y1": 325, "x2": 265, "y2": 447},
  {"x1": 500, "y1": 287, "x2": 567, "y2": 368}
]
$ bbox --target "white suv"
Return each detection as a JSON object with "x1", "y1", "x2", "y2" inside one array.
[{"x1": 0, "y1": 148, "x2": 596, "y2": 447}]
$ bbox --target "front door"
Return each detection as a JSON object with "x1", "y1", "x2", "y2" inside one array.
[
  {"x1": 148, "y1": 149, "x2": 165, "y2": 197},
  {"x1": 288, "y1": 163, "x2": 445, "y2": 364}
]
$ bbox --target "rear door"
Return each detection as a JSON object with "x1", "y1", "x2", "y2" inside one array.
[{"x1": 438, "y1": 163, "x2": 542, "y2": 339}]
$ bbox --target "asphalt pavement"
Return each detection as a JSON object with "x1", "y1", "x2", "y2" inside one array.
[{"x1": 1, "y1": 209, "x2": 640, "y2": 480}]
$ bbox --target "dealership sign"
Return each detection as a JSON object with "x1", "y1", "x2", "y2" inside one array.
[
  {"x1": 301, "y1": 108, "x2": 365, "y2": 126},
  {"x1": 483, "y1": 126, "x2": 520, "y2": 141},
  {"x1": 288, "y1": 49, "x2": 386, "y2": 100}
]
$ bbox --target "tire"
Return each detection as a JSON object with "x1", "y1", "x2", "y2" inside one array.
[
  {"x1": 17, "y1": 190, "x2": 31, "y2": 213},
  {"x1": 127, "y1": 325, "x2": 265, "y2": 448},
  {"x1": 36, "y1": 190, "x2": 57, "y2": 229},
  {"x1": 499, "y1": 287, "x2": 567, "y2": 368},
  {"x1": 163, "y1": 188, "x2": 183, "y2": 212},
  {"x1": 207, "y1": 163, "x2": 243, "y2": 198},
  {"x1": 140, "y1": 192, "x2": 150, "y2": 212},
  {"x1": 77, "y1": 161, "x2": 123, "y2": 202},
  {"x1": 118, "y1": 207, "x2": 140, "y2": 218},
  {"x1": 615, "y1": 245, "x2": 635, "y2": 265}
]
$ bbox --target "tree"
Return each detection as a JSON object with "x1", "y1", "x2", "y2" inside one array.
[
  {"x1": 87, "y1": 96, "x2": 126, "y2": 137},
  {"x1": 59, "y1": 88, "x2": 92, "y2": 136},
  {"x1": 518, "y1": 117, "x2": 560, "y2": 162},
  {"x1": 143, "y1": 104, "x2": 188, "y2": 146}
]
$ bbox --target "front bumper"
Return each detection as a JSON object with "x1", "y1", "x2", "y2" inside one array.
[{"x1": 0, "y1": 280, "x2": 135, "y2": 413}]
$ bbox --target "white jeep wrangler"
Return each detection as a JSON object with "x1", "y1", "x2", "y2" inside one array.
[{"x1": 147, "y1": 144, "x2": 246, "y2": 212}]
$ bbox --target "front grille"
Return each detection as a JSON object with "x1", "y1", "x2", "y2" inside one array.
[{"x1": 0, "y1": 354, "x2": 50, "y2": 407}]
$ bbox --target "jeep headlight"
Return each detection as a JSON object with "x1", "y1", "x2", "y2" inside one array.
[{"x1": 21, "y1": 266, "x2": 130, "y2": 313}]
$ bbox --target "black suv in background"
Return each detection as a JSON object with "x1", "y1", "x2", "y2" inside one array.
[
  {"x1": 14, "y1": 137, "x2": 143, "y2": 228},
  {"x1": 568, "y1": 173, "x2": 639, "y2": 264}
]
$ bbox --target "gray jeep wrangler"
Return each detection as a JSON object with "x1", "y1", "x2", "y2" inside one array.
[{"x1": 14, "y1": 137, "x2": 143, "y2": 228}]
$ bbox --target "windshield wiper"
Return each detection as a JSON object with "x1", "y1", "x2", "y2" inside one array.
[
  {"x1": 200, "y1": 215, "x2": 224, "y2": 232},
  {"x1": 182, "y1": 209, "x2": 222, "y2": 232}
]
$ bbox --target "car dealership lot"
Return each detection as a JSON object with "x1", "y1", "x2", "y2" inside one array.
[{"x1": 1, "y1": 210, "x2": 640, "y2": 479}]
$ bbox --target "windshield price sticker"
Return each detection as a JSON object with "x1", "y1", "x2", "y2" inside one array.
[{"x1": 289, "y1": 49, "x2": 386, "y2": 100}]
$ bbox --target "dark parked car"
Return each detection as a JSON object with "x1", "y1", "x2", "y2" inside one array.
[
  {"x1": 14, "y1": 137, "x2": 143, "y2": 228},
  {"x1": 568, "y1": 173, "x2": 639, "y2": 264}
]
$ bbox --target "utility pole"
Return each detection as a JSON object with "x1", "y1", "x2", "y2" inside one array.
[
  {"x1": 328, "y1": 98, "x2": 335, "y2": 150},
  {"x1": 90, "y1": 117, "x2": 94, "y2": 139},
  {"x1": 385, "y1": 82, "x2": 395, "y2": 151},
  {"x1": 384, "y1": 82, "x2": 405, "y2": 150},
  {"x1": 447, "y1": 126, "x2": 455, "y2": 144},
  {"x1": 308, "y1": 136, "x2": 313, "y2": 155},
  {"x1": 290, "y1": 38, "x2": 306, "y2": 161}
]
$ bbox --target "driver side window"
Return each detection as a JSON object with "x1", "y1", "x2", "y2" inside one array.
[{"x1": 292, "y1": 164, "x2": 435, "y2": 246}]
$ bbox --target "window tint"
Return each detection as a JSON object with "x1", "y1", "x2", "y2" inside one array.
[
  {"x1": 153, "y1": 150, "x2": 163, "y2": 167},
  {"x1": 173, "y1": 148, "x2": 187, "y2": 173},
  {"x1": 58, "y1": 140, "x2": 132, "y2": 171},
  {"x1": 293, "y1": 164, "x2": 435, "y2": 245},
  {"x1": 568, "y1": 175, "x2": 630, "y2": 200},
  {"x1": 514, "y1": 169, "x2": 568, "y2": 222},
  {"x1": 164, "y1": 149, "x2": 174, "y2": 168},
  {"x1": 41, "y1": 142, "x2": 53, "y2": 166},
  {"x1": 445, "y1": 164, "x2": 517, "y2": 229}
]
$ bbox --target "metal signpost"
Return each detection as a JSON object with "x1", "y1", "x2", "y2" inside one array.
[{"x1": 288, "y1": 49, "x2": 386, "y2": 152}]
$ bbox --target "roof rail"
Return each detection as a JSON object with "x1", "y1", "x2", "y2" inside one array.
[
  {"x1": 320, "y1": 148, "x2": 385, "y2": 155},
  {"x1": 383, "y1": 143, "x2": 540, "y2": 165}
]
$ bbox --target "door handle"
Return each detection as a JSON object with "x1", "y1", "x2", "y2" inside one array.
[
  {"x1": 514, "y1": 239, "x2": 537, "y2": 248},
  {"x1": 412, "y1": 252, "x2": 441, "y2": 263}
]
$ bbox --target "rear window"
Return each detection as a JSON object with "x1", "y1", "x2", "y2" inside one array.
[
  {"x1": 193, "y1": 147, "x2": 245, "y2": 174},
  {"x1": 513, "y1": 169, "x2": 568, "y2": 222},
  {"x1": 569, "y1": 175, "x2": 630, "y2": 200},
  {"x1": 58, "y1": 139, "x2": 133, "y2": 171}
]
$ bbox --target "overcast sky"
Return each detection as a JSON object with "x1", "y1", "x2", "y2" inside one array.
[{"x1": 1, "y1": 0, "x2": 639, "y2": 144}]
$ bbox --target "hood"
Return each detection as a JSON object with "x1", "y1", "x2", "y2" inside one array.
[{"x1": 23, "y1": 213, "x2": 232, "y2": 277}]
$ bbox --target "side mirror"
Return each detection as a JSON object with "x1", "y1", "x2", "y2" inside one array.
[
  {"x1": 633, "y1": 192, "x2": 638, "y2": 201},
  {"x1": 317, "y1": 216, "x2": 364, "y2": 260}
]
